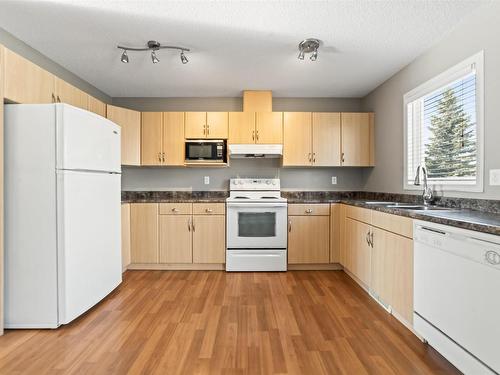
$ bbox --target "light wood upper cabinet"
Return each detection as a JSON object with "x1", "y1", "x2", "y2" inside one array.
[
  {"x1": 107, "y1": 105, "x2": 141, "y2": 165},
  {"x1": 142, "y1": 112, "x2": 163, "y2": 166},
  {"x1": 185, "y1": 112, "x2": 206, "y2": 138},
  {"x1": 130, "y1": 204, "x2": 158, "y2": 264},
  {"x1": 229, "y1": 112, "x2": 283, "y2": 144},
  {"x1": 341, "y1": 112, "x2": 374, "y2": 166},
  {"x1": 283, "y1": 112, "x2": 312, "y2": 166},
  {"x1": 185, "y1": 112, "x2": 228, "y2": 139},
  {"x1": 192, "y1": 215, "x2": 225, "y2": 263},
  {"x1": 163, "y1": 112, "x2": 185, "y2": 166},
  {"x1": 228, "y1": 112, "x2": 256, "y2": 144},
  {"x1": 256, "y1": 112, "x2": 282, "y2": 144},
  {"x1": 159, "y1": 215, "x2": 193, "y2": 263},
  {"x1": 54, "y1": 77, "x2": 88, "y2": 110},
  {"x1": 312, "y1": 113, "x2": 341, "y2": 166},
  {"x1": 88, "y1": 96, "x2": 106, "y2": 117},
  {"x1": 206, "y1": 112, "x2": 228, "y2": 138},
  {"x1": 3, "y1": 48, "x2": 55, "y2": 104}
]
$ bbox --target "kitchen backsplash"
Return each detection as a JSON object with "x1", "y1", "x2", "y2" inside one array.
[{"x1": 121, "y1": 159, "x2": 369, "y2": 191}]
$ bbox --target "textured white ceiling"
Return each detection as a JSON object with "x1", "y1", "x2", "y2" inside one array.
[{"x1": 0, "y1": 0, "x2": 487, "y2": 98}]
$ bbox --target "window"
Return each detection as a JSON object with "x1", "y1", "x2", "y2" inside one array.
[{"x1": 404, "y1": 51, "x2": 484, "y2": 192}]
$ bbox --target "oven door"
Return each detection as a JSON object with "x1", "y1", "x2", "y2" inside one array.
[{"x1": 226, "y1": 203, "x2": 287, "y2": 249}]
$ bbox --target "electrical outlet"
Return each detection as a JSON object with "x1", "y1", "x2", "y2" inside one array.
[
  {"x1": 204, "y1": 176, "x2": 210, "y2": 185},
  {"x1": 490, "y1": 169, "x2": 500, "y2": 186},
  {"x1": 331, "y1": 176, "x2": 337, "y2": 185}
]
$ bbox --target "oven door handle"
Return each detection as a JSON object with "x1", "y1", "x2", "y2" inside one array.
[{"x1": 227, "y1": 203, "x2": 288, "y2": 208}]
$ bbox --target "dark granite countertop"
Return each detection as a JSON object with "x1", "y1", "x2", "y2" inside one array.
[{"x1": 122, "y1": 190, "x2": 500, "y2": 236}]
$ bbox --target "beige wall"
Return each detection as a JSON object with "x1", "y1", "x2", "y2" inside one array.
[
  {"x1": 0, "y1": 27, "x2": 110, "y2": 103},
  {"x1": 362, "y1": 3, "x2": 500, "y2": 200},
  {"x1": 112, "y1": 96, "x2": 362, "y2": 112}
]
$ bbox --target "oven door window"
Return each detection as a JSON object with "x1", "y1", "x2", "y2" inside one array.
[{"x1": 238, "y1": 212, "x2": 276, "y2": 237}]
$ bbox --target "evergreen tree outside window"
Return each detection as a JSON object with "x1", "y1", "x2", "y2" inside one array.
[{"x1": 404, "y1": 52, "x2": 484, "y2": 192}]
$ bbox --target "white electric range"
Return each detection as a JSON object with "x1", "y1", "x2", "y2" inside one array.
[{"x1": 226, "y1": 178, "x2": 287, "y2": 271}]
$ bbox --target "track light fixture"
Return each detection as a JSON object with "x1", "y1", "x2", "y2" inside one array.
[
  {"x1": 117, "y1": 40, "x2": 190, "y2": 64},
  {"x1": 297, "y1": 38, "x2": 321, "y2": 61}
]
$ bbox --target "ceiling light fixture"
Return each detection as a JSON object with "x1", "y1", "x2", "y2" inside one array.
[
  {"x1": 120, "y1": 49, "x2": 129, "y2": 63},
  {"x1": 297, "y1": 38, "x2": 321, "y2": 61},
  {"x1": 117, "y1": 40, "x2": 190, "y2": 64}
]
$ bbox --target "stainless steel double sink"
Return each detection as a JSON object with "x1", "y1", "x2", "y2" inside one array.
[{"x1": 363, "y1": 201, "x2": 452, "y2": 211}]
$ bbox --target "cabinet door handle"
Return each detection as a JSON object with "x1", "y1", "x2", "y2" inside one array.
[
  {"x1": 370, "y1": 231, "x2": 374, "y2": 247},
  {"x1": 171, "y1": 208, "x2": 179, "y2": 213},
  {"x1": 192, "y1": 219, "x2": 195, "y2": 231},
  {"x1": 203, "y1": 124, "x2": 206, "y2": 135},
  {"x1": 305, "y1": 208, "x2": 313, "y2": 214},
  {"x1": 207, "y1": 125, "x2": 210, "y2": 135},
  {"x1": 162, "y1": 152, "x2": 166, "y2": 163},
  {"x1": 312, "y1": 152, "x2": 316, "y2": 163},
  {"x1": 366, "y1": 231, "x2": 370, "y2": 246},
  {"x1": 341, "y1": 152, "x2": 345, "y2": 163},
  {"x1": 57, "y1": 95, "x2": 61, "y2": 103},
  {"x1": 52, "y1": 93, "x2": 56, "y2": 103},
  {"x1": 252, "y1": 130, "x2": 255, "y2": 141},
  {"x1": 288, "y1": 220, "x2": 292, "y2": 232},
  {"x1": 205, "y1": 208, "x2": 213, "y2": 213},
  {"x1": 158, "y1": 152, "x2": 162, "y2": 162},
  {"x1": 256, "y1": 130, "x2": 259, "y2": 141},
  {"x1": 188, "y1": 217, "x2": 191, "y2": 232},
  {"x1": 308, "y1": 153, "x2": 312, "y2": 162}
]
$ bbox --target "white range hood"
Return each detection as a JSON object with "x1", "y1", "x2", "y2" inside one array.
[{"x1": 228, "y1": 144, "x2": 283, "y2": 158}]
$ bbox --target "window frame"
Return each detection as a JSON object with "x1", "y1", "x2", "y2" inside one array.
[{"x1": 403, "y1": 51, "x2": 484, "y2": 193}]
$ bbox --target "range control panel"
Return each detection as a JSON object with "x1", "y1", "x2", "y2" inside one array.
[{"x1": 229, "y1": 178, "x2": 280, "y2": 191}]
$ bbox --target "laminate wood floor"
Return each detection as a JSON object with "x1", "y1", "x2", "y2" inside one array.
[{"x1": 0, "y1": 270, "x2": 459, "y2": 375}]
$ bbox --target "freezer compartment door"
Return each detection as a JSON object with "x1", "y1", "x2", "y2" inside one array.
[
  {"x1": 57, "y1": 170, "x2": 122, "y2": 324},
  {"x1": 56, "y1": 104, "x2": 121, "y2": 172}
]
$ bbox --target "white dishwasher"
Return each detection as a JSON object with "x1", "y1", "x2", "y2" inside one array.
[{"x1": 413, "y1": 220, "x2": 500, "y2": 375}]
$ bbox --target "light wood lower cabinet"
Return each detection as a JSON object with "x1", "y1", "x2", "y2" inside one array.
[
  {"x1": 342, "y1": 204, "x2": 414, "y2": 326},
  {"x1": 345, "y1": 217, "x2": 371, "y2": 286},
  {"x1": 130, "y1": 203, "x2": 225, "y2": 267},
  {"x1": 130, "y1": 203, "x2": 159, "y2": 264},
  {"x1": 192, "y1": 215, "x2": 225, "y2": 263},
  {"x1": 288, "y1": 205, "x2": 330, "y2": 264},
  {"x1": 371, "y1": 228, "x2": 413, "y2": 323},
  {"x1": 159, "y1": 215, "x2": 193, "y2": 263},
  {"x1": 121, "y1": 203, "x2": 131, "y2": 271}
]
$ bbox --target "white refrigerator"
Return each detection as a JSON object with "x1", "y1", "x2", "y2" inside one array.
[{"x1": 5, "y1": 103, "x2": 122, "y2": 328}]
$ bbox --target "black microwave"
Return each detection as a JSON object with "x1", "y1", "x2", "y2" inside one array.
[{"x1": 185, "y1": 140, "x2": 227, "y2": 163}]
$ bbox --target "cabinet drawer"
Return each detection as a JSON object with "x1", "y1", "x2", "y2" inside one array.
[
  {"x1": 346, "y1": 205, "x2": 372, "y2": 224},
  {"x1": 288, "y1": 204, "x2": 330, "y2": 216},
  {"x1": 159, "y1": 203, "x2": 192, "y2": 215},
  {"x1": 193, "y1": 203, "x2": 225, "y2": 215},
  {"x1": 371, "y1": 210, "x2": 413, "y2": 238}
]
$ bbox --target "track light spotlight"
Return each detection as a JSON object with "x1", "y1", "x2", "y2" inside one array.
[
  {"x1": 120, "y1": 50, "x2": 129, "y2": 63},
  {"x1": 151, "y1": 50, "x2": 160, "y2": 64},
  {"x1": 297, "y1": 50, "x2": 305, "y2": 60},
  {"x1": 310, "y1": 48, "x2": 318, "y2": 61},
  {"x1": 180, "y1": 51, "x2": 189, "y2": 64}
]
